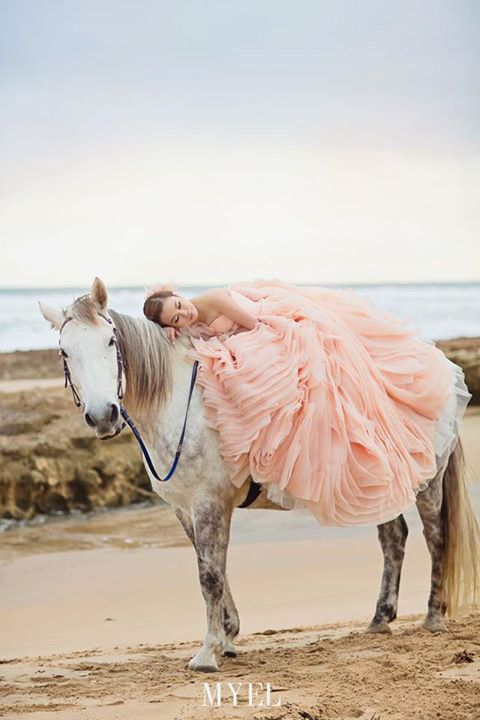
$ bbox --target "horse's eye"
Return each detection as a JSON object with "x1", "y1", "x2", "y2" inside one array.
[{"x1": 108, "y1": 337, "x2": 116, "y2": 347}]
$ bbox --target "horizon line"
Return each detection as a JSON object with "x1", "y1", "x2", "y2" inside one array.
[{"x1": 1, "y1": 280, "x2": 480, "y2": 292}]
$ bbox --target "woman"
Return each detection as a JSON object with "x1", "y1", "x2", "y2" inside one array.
[
  {"x1": 143, "y1": 279, "x2": 470, "y2": 526},
  {"x1": 142, "y1": 282, "x2": 258, "y2": 341}
]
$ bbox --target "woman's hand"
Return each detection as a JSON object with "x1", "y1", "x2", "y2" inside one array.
[{"x1": 164, "y1": 326, "x2": 181, "y2": 344}]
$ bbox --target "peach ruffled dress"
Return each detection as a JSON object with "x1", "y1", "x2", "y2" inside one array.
[{"x1": 186, "y1": 279, "x2": 471, "y2": 526}]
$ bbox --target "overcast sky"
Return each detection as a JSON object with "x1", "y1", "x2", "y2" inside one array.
[{"x1": 1, "y1": 0, "x2": 479, "y2": 287}]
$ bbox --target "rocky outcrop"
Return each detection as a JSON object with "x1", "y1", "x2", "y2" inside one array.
[{"x1": 0, "y1": 387, "x2": 154, "y2": 520}]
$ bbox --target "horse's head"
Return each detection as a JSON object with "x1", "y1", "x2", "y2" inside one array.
[{"x1": 39, "y1": 277, "x2": 124, "y2": 439}]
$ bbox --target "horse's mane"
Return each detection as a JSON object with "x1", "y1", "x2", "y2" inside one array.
[
  {"x1": 109, "y1": 309, "x2": 173, "y2": 421},
  {"x1": 67, "y1": 294, "x2": 173, "y2": 421}
]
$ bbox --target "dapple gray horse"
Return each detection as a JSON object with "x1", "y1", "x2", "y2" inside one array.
[{"x1": 40, "y1": 278, "x2": 480, "y2": 672}]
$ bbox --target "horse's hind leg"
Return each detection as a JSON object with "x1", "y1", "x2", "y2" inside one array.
[
  {"x1": 367, "y1": 514, "x2": 409, "y2": 634},
  {"x1": 415, "y1": 472, "x2": 447, "y2": 633},
  {"x1": 174, "y1": 507, "x2": 239, "y2": 658}
]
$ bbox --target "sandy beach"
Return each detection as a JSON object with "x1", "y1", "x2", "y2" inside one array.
[{"x1": 1, "y1": 374, "x2": 480, "y2": 718}]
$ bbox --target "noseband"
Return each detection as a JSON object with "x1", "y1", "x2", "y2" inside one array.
[{"x1": 59, "y1": 312, "x2": 198, "y2": 483}]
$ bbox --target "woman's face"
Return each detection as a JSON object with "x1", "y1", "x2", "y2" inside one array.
[{"x1": 159, "y1": 295, "x2": 198, "y2": 328}]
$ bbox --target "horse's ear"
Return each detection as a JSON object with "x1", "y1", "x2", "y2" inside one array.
[
  {"x1": 91, "y1": 277, "x2": 108, "y2": 311},
  {"x1": 38, "y1": 302, "x2": 64, "y2": 331}
]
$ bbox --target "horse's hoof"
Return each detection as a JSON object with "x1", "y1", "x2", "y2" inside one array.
[
  {"x1": 188, "y1": 659, "x2": 219, "y2": 672},
  {"x1": 188, "y1": 650, "x2": 219, "y2": 672},
  {"x1": 366, "y1": 621, "x2": 392, "y2": 635},
  {"x1": 223, "y1": 640, "x2": 237, "y2": 657},
  {"x1": 422, "y1": 617, "x2": 447, "y2": 634}
]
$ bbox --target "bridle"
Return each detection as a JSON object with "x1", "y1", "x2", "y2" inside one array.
[
  {"x1": 59, "y1": 310, "x2": 262, "y2": 505},
  {"x1": 59, "y1": 312, "x2": 198, "y2": 483},
  {"x1": 60, "y1": 313, "x2": 125, "y2": 409}
]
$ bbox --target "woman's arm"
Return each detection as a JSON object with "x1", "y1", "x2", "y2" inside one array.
[{"x1": 206, "y1": 288, "x2": 257, "y2": 330}]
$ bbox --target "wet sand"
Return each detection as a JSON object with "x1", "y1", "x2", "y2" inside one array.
[{"x1": 0, "y1": 530, "x2": 441, "y2": 660}]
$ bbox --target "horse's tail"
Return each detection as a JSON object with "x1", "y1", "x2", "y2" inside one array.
[{"x1": 442, "y1": 438, "x2": 480, "y2": 616}]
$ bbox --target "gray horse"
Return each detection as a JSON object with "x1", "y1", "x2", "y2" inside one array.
[{"x1": 40, "y1": 278, "x2": 480, "y2": 672}]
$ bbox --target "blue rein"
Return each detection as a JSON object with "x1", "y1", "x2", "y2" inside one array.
[
  {"x1": 61, "y1": 312, "x2": 199, "y2": 484},
  {"x1": 119, "y1": 360, "x2": 199, "y2": 482}
]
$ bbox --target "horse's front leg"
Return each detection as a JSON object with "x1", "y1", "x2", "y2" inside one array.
[
  {"x1": 221, "y1": 576, "x2": 240, "y2": 657},
  {"x1": 174, "y1": 506, "x2": 239, "y2": 658},
  {"x1": 188, "y1": 500, "x2": 232, "y2": 672}
]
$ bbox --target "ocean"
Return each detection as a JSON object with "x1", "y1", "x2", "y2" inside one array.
[{"x1": 0, "y1": 283, "x2": 479, "y2": 353}]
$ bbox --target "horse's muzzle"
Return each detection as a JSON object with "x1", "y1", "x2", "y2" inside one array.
[
  {"x1": 84, "y1": 403, "x2": 122, "y2": 439},
  {"x1": 98, "y1": 423, "x2": 125, "y2": 440}
]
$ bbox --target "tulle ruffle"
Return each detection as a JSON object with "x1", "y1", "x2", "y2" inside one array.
[{"x1": 187, "y1": 279, "x2": 471, "y2": 526}]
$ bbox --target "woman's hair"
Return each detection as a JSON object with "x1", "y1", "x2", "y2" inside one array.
[{"x1": 143, "y1": 290, "x2": 176, "y2": 326}]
